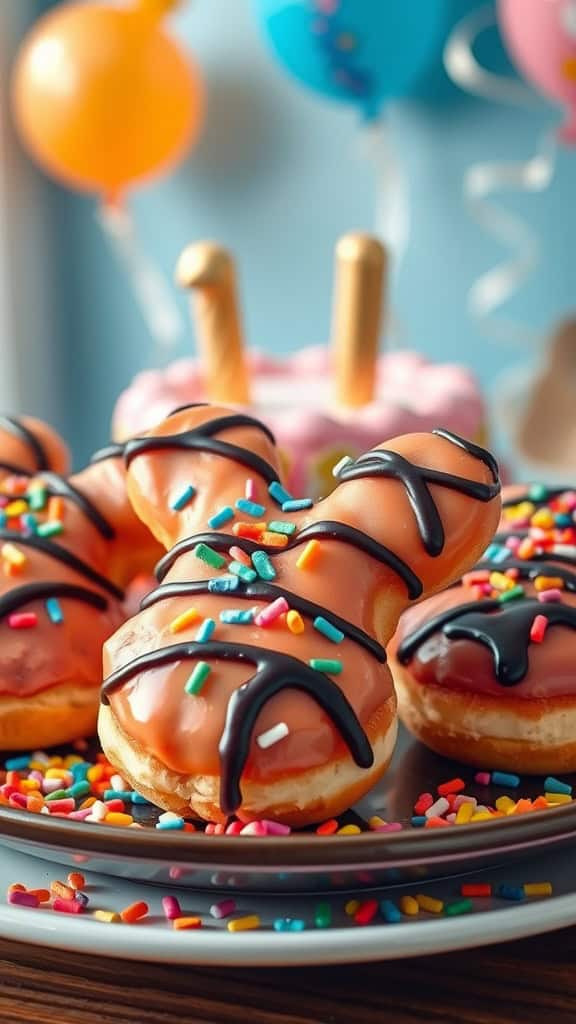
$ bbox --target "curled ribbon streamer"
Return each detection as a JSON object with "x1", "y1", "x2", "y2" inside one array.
[
  {"x1": 444, "y1": 3, "x2": 557, "y2": 347},
  {"x1": 98, "y1": 204, "x2": 184, "y2": 356},
  {"x1": 358, "y1": 117, "x2": 410, "y2": 347}
]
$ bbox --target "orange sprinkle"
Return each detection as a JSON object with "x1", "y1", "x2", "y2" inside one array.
[
  {"x1": 173, "y1": 916, "x2": 202, "y2": 930},
  {"x1": 67, "y1": 872, "x2": 85, "y2": 891},
  {"x1": 104, "y1": 812, "x2": 134, "y2": 826},
  {"x1": 7, "y1": 883, "x2": 26, "y2": 895},
  {"x1": 228, "y1": 546, "x2": 251, "y2": 567},
  {"x1": 512, "y1": 798, "x2": 533, "y2": 815},
  {"x1": 316, "y1": 818, "x2": 339, "y2": 835},
  {"x1": 20, "y1": 778, "x2": 40, "y2": 792},
  {"x1": 425, "y1": 817, "x2": 451, "y2": 828},
  {"x1": 87, "y1": 765, "x2": 104, "y2": 784},
  {"x1": 296, "y1": 539, "x2": 321, "y2": 570},
  {"x1": 79, "y1": 797, "x2": 96, "y2": 810},
  {"x1": 28, "y1": 888, "x2": 51, "y2": 903},
  {"x1": 6, "y1": 771, "x2": 20, "y2": 788},
  {"x1": 233, "y1": 522, "x2": 265, "y2": 540},
  {"x1": 534, "y1": 576, "x2": 564, "y2": 592},
  {"x1": 47, "y1": 496, "x2": 64, "y2": 521},
  {"x1": 120, "y1": 901, "x2": 149, "y2": 924},
  {"x1": 169, "y1": 608, "x2": 201, "y2": 634},
  {"x1": 260, "y1": 531, "x2": 288, "y2": 548},
  {"x1": 462, "y1": 570, "x2": 490, "y2": 586},
  {"x1": 531, "y1": 509, "x2": 554, "y2": 529},
  {"x1": 531, "y1": 796, "x2": 549, "y2": 810},
  {"x1": 1, "y1": 543, "x2": 26, "y2": 570},
  {"x1": 26, "y1": 795, "x2": 45, "y2": 813},
  {"x1": 51, "y1": 880, "x2": 75, "y2": 901},
  {"x1": 286, "y1": 609, "x2": 304, "y2": 634},
  {"x1": 518, "y1": 538, "x2": 535, "y2": 560}
]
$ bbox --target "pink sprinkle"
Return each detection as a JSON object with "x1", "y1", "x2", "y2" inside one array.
[
  {"x1": 508, "y1": 516, "x2": 529, "y2": 529},
  {"x1": 425, "y1": 797, "x2": 449, "y2": 819},
  {"x1": 9, "y1": 793, "x2": 26, "y2": 808},
  {"x1": 373, "y1": 822, "x2": 403, "y2": 833},
  {"x1": 562, "y1": 490, "x2": 576, "y2": 510},
  {"x1": 446, "y1": 813, "x2": 457, "y2": 823},
  {"x1": 255, "y1": 597, "x2": 288, "y2": 628},
  {"x1": 454, "y1": 795, "x2": 477, "y2": 810},
  {"x1": 28, "y1": 770, "x2": 43, "y2": 784},
  {"x1": 210, "y1": 898, "x2": 237, "y2": 919},
  {"x1": 0, "y1": 785, "x2": 17, "y2": 798},
  {"x1": 538, "y1": 588, "x2": 563, "y2": 603},
  {"x1": 162, "y1": 895, "x2": 182, "y2": 921},
  {"x1": 42, "y1": 778, "x2": 63, "y2": 795},
  {"x1": 169, "y1": 867, "x2": 184, "y2": 880},
  {"x1": 475, "y1": 772, "x2": 491, "y2": 786},
  {"x1": 245, "y1": 479, "x2": 257, "y2": 501},
  {"x1": 530, "y1": 613, "x2": 548, "y2": 643},
  {"x1": 228, "y1": 546, "x2": 252, "y2": 567},
  {"x1": 239, "y1": 821, "x2": 268, "y2": 836},
  {"x1": 225, "y1": 821, "x2": 244, "y2": 835},
  {"x1": 260, "y1": 820, "x2": 291, "y2": 836},
  {"x1": 47, "y1": 798, "x2": 75, "y2": 814},
  {"x1": 505, "y1": 536, "x2": 521, "y2": 552},
  {"x1": 8, "y1": 612, "x2": 37, "y2": 629},
  {"x1": 53, "y1": 897, "x2": 84, "y2": 914},
  {"x1": 8, "y1": 890, "x2": 39, "y2": 907},
  {"x1": 68, "y1": 808, "x2": 93, "y2": 821}
]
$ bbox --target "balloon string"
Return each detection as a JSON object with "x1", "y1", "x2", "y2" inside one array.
[
  {"x1": 358, "y1": 118, "x2": 410, "y2": 348},
  {"x1": 444, "y1": 3, "x2": 557, "y2": 348},
  {"x1": 97, "y1": 203, "x2": 184, "y2": 355}
]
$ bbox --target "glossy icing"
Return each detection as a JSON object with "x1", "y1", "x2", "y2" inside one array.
[
  {"x1": 103, "y1": 406, "x2": 501, "y2": 814},
  {"x1": 396, "y1": 484, "x2": 576, "y2": 699}
]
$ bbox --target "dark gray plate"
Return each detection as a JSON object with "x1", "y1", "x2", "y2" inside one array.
[{"x1": 0, "y1": 725, "x2": 574, "y2": 893}]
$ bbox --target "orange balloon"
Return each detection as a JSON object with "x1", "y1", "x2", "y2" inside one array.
[{"x1": 11, "y1": 2, "x2": 204, "y2": 201}]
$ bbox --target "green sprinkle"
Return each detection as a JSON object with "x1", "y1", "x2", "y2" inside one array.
[
  {"x1": 309, "y1": 658, "x2": 342, "y2": 675},
  {"x1": 528, "y1": 484, "x2": 549, "y2": 502},
  {"x1": 498, "y1": 585, "x2": 525, "y2": 603},
  {"x1": 37, "y1": 521, "x2": 63, "y2": 538},
  {"x1": 314, "y1": 902, "x2": 332, "y2": 928},
  {"x1": 185, "y1": 662, "x2": 211, "y2": 696},
  {"x1": 267, "y1": 520, "x2": 296, "y2": 536},
  {"x1": 444, "y1": 899, "x2": 473, "y2": 916},
  {"x1": 27, "y1": 486, "x2": 47, "y2": 511},
  {"x1": 251, "y1": 550, "x2": 276, "y2": 581},
  {"x1": 228, "y1": 561, "x2": 257, "y2": 583},
  {"x1": 45, "y1": 789, "x2": 68, "y2": 802},
  {"x1": 194, "y1": 543, "x2": 226, "y2": 570}
]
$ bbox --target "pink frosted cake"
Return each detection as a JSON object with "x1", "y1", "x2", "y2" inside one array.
[{"x1": 113, "y1": 346, "x2": 486, "y2": 498}]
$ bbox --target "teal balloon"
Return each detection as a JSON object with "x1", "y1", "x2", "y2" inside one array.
[{"x1": 253, "y1": 0, "x2": 449, "y2": 119}]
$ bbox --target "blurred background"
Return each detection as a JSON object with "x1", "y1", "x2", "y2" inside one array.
[{"x1": 2, "y1": 0, "x2": 575, "y2": 477}]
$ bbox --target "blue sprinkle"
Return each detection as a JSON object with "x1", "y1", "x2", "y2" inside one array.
[
  {"x1": 251, "y1": 550, "x2": 276, "y2": 581},
  {"x1": 196, "y1": 618, "x2": 216, "y2": 642},
  {"x1": 45, "y1": 597, "x2": 63, "y2": 624},
  {"x1": 71, "y1": 762, "x2": 90, "y2": 781},
  {"x1": 220, "y1": 609, "x2": 255, "y2": 625},
  {"x1": 555, "y1": 514, "x2": 572, "y2": 527},
  {"x1": 20, "y1": 513, "x2": 36, "y2": 534},
  {"x1": 208, "y1": 506, "x2": 234, "y2": 529},
  {"x1": 235, "y1": 498, "x2": 266, "y2": 518},
  {"x1": 483, "y1": 543, "x2": 500, "y2": 560},
  {"x1": 491, "y1": 546, "x2": 510, "y2": 564},
  {"x1": 155, "y1": 817, "x2": 185, "y2": 831},
  {"x1": 103, "y1": 789, "x2": 136, "y2": 802},
  {"x1": 131, "y1": 792, "x2": 153, "y2": 805},
  {"x1": 73, "y1": 891, "x2": 89, "y2": 907},
  {"x1": 411, "y1": 815, "x2": 427, "y2": 828},
  {"x1": 492, "y1": 771, "x2": 521, "y2": 788},
  {"x1": 208, "y1": 576, "x2": 240, "y2": 593},
  {"x1": 170, "y1": 484, "x2": 196, "y2": 511},
  {"x1": 544, "y1": 776, "x2": 572, "y2": 795},
  {"x1": 273, "y1": 918, "x2": 306, "y2": 932},
  {"x1": 269, "y1": 480, "x2": 293, "y2": 506},
  {"x1": 498, "y1": 884, "x2": 524, "y2": 902},
  {"x1": 380, "y1": 899, "x2": 401, "y2": 924},
  {"x1": 66, "y1": 781, "x2": 91, "y2": 798},
  {"x1": 0, "y1": 511, "x2": 6, "y2": 528},
  {"x1": 229, "y1": 561, "x2": 257, "y2": 583},
  {"x1": 281, "y1": 498, "x2": 313, "y2": 513},
  {"x1": 313, "y1": 616, "x2": 344, "y2": 644},
  {"x1": 5, "y1": 755, "x2": 30, "y2": 771}
]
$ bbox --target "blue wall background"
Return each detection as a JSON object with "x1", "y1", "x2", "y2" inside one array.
[{"x1": 33, "y1": 0, "x2": 575, "y2": 464}]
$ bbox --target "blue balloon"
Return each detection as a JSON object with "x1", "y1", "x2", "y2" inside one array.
[{"x1": 252, "y1": 0, "x2": 449, "y2": 119}]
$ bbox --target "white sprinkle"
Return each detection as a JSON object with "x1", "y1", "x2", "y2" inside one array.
[
  {"x1": 158, "y1": 810, "x2": 182, "y2": 824},
  {"x1": 91, "y1": 800, "x2": 108, "y2": 821},
  {"x1": 256, "y1": 721, "x2": 290, "y2": 750},
  {"x1": 331, "y1": 455, "x2": 353, "y2": 478},
  {"x1": 110, "y1": 773, "x2": 127, "y2": 792},
  {"x1": 553, "y1": 544, "x2": 576, "y2": 558},
  {"x1": 425, "y1": 797, "x2": 450, "y2": 819}
]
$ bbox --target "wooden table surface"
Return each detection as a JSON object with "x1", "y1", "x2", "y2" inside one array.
[{"x1": 1, "y1": 927, "x2": 575, "y2": 1024}]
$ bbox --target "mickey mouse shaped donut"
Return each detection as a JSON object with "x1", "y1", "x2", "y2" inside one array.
[
  {"x1": 391, "y1": 483, "x2": 576, "y2": 774},
  {"x1": 99, "y1": 406, "x2": 501, "y2": 826},
  {"x1": 0, "y1": 415, "x2": 160, "y2": 749}
]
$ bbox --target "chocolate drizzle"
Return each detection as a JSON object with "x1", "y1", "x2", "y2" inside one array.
[
  {"x1": 155, "y1": 523, "x2": 423, "y2": 599},
  {"x1": 101, "y1": 640, "x2": 374, "y2": 814},
  {"x1": 141, "y1": 579, "x2": 386, "y2": 662},
  {"x1": 90, "y1": 442, "x2": 126, "y2": 464},
  {"x1": 124, "y1": 414, "x2": 280, "y2": 485},
  {"x1": 336, "y1": 429, "x2": 500, "y2": 557},
  {"x1": 0, "y1": 581, "x2": 108, "y2": 618},
  {"x1": 0, "y1": 416, "x2": 49, "y2": 471},
  {"x1": 41, "y1": 473, "x2": 115, "y2": 540},
  {"x1": 0, "y1": 530, "x2": 123, "y2": 600}
]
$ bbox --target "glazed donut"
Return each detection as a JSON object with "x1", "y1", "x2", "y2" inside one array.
[
  {"x1": 0, "y1": 419, "x2": 161, "y2": 750},
  {"x1": 391, "y1": 483, "x2": 576, "y2": 774},
  {"x1": 99, "y1": 406, "x2": 501, "y2": 825}
]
